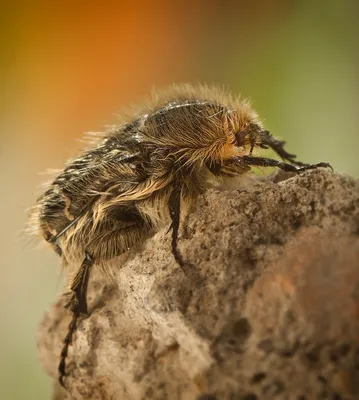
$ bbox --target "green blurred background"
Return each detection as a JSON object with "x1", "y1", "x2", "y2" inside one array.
[{"x1": 1, "y1": 1, "x2": 358, "y2": 399}]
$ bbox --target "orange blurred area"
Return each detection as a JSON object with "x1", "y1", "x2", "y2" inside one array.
[
  {"x1": 4, "y1": 1, "x2": 291, "y2": 161},
  {"x1": 8, "y1": 2, "x2": 210, "y2": 159}
]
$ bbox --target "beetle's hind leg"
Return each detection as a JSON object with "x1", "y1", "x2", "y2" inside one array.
[
  {"x1": 65, "y1": 252, "x2": 93, "y2": 314},
  {"x1": 59, "y1": 252, "x2": 94, "y2": 387}
]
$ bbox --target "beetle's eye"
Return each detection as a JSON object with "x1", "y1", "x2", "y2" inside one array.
[{"x1": 234, "y1": 130, "x2": 247, "y2": 147}]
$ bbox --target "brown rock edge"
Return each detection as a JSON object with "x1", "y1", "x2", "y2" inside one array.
[{"x1": 38, "y1": 169, "x2": 359, "y2": 400}]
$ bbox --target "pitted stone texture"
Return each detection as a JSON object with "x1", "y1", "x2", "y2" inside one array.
[{"x1": 37, "y1": 170, "x2": 359, "y2": 400}]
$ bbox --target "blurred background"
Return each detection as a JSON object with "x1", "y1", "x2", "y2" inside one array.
[{"x1": 1, "y1": 1, "x2": 358, "y2": 399}]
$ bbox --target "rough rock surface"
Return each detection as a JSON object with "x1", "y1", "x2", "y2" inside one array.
[{"x1": 38, "y1": 169, "x2": 359, "y2": 400}]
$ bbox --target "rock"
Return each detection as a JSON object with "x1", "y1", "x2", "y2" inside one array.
[{"x1": 37, "y1": 169, "x2": 359, "y2": 400}]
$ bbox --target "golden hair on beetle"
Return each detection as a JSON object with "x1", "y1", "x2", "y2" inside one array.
[{"x1": 28, "y1": 83, "x2": 331, "y2": 387}]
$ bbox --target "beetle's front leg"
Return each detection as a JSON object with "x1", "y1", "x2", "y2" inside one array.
[
  {"x1": 208, "y1": 156, "x2": 332, "y2": 177},
  {"x1": 241, "y1": 156, "x2": 332, "y2": 173}
]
